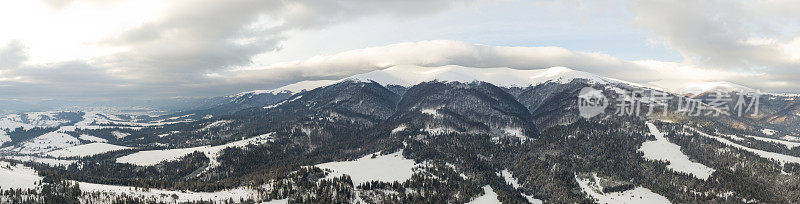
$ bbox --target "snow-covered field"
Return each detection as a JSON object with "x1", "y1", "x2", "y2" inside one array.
[
  {"x1": 783, "y1": 135, "x2": 800, "y2": 142},
  {"x1": 466, "y1": 185, "x2": 501, "y2": 204},
  {"x1": 3, "y1": 132, "x2": 81, "y2": 154},
  {"x1": 78, "y1": 134, "x2": 107, "y2": 142},
  {"x1": 639, "y1": 122, "x2": 715, "y2": 180},
  {"x1": 500, "y1": 169, "x2": 543, "y2": 204},
  {"x1": 0, "y1": 109, "x2": 185, "y2": 155},
  {"x1": 0, "y1": 160, "x2": 268, "y2": 203},
  {"x1": 0, "y1": 161, "x2": 41, "y2": 189},
  {"x1": 742, "y1": 135, "x2": 800, "y2": 149},
  {"x1": 46, "y1": 143, "x2": 131, "y2": 158},
  {"x1": 0, "y1": 129, "x2": 10, "y2": 146},
  {"x1": 686, "y1": 126, "x2": 800, "y2": 165},
  {"x1": 575, "y1": 173, "x2": 671, "y2": 204},
  {"x1": 0, "y1": 112, "x2": 71, "y2": 130},
  {"x1": 78, "y1": 182, "x2": 261, "y2": 203},
  {"x1": 116, "y1": 133, "x2": 274, "y2": 166},
  {"x1": 1, "y1": 155, "x2": 76, "y2": 167},
  {"x1": 315, "y1": 150, "x2": 417, "y2": 185},
  {"x1": 391, "y1": 124, "x2": 407, "y2": 134}
]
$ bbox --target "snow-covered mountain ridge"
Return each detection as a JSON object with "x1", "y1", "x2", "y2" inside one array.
[{"x1": 237, "y1": 65, "x2": 638, "y2": 97}]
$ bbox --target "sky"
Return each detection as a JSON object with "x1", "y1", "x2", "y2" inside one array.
[{"x1": 1, "y1": 0, "x2": 799, "y2": 102}]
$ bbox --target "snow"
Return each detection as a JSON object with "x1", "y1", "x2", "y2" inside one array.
[
  {"x1": 678, "y1": 81, "x2": 753, "y2": 96},
  {"x1": 501, "y1": 169, "x2": 543, "y2": 204},
  {"x1": 466, "y1": 185, "x2": 501, "y2": 204},
  {"x1": 502, "y1": 127, "x2": 530, "y2": 142},
  {"x1": 263, "y1": 95, "x2": 302, "y2": 109},
  {"x1": 349, "y1": 65, "x2": 612, "y2": 88},
  {"x1": 0, "y1": 161, "x2": 42, "y2": 189},
  {"x1": 762, "y1": 129, "x2": 776, "y2": 136},
  {"x1": 501, "y1": 170, "x2": 521, "y2": 188},
  {"x1": 575, "y1": 174, "x2": 671, "y2": 204},
  {"x1": 420, "y1": 108, "x2": 441, "y2": 117},
  {"x1": 46, "y1": 143, "x2": 131, "y2": 158},
  {"x1": 639, "y1": 122, "x2": 715, "y2": 180},
  {"x1": 111, "y1": 131, "x2": 130, "y2": 139},
  {"x1": 262, "y1": 198, "x2": 289, "y2": 204},
  {"x1": 783, "y1": 135, "x2": 800, "y2": 142},
  {"x1": 3, "y1": 132, "x2": 81, "y2": 154},
  {"x1": 0, "y1": 129, "x2": 10, "y2": 146},
  {"x1": 78, "y1": 134, "x2": 107, "y2": 142},
  {"x1": 686, "y1": 126, "x2": 800, "y2": 165},
  {"x1": 197, "y1": 120, "x2": 232, "y2": 132},
  {"x1": 423, "y1": 127, "x2": 457, "y2": 135},
  {"x1": 64, "y1": 111, "x2": 192, "y2": 129},
  {"x1": 0, "y1": 111, "x2": 77, "y2": 132},
  {"x1": 0, "y1": 160, "x2": 263, "y2": 202},
  {"x1": 743, "y1": 135, "x2": 800, "y2": 149},
  {"x1": 391, "y1": 124, "x2": 407, "y2": 134},
  {"x1": 315, "y1": 150, "x2": 417, "y2": 185},
  {"x1": 0, "y1": 118, "x2": 35, "y2": 131},
  {"x1": 117, "y1": 133, "x2": 274, "y2": 166},
  {"x1": 239, "y1": 65, "x2": 632, "y2": 101},
  {"x1": 78, "y1": 182, "x2": 259, "y2": 203},
  {"x1": 238, "y1": 80, "x2": 338, "y2": 96},
  {"x1": 1, "y1": 155, "x2": 76, "y2": 167}
]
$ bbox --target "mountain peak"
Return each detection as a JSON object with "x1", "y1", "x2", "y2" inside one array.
[
  {"x1": 236, "y1": 65, "x2": 628, "y2": 98},
  {"x1": 679, "y1": 81, "x2": 755, "y2": 96},
  {"x1": 348, "y1": 65, "x2": 609, "y2": 88}
]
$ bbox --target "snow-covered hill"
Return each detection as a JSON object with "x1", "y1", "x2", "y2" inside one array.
[
  {"x1": 348, "y1": 65, "x2": 614, "y2": 87},
  {"x1": 236, "y1": 65, "x2": 635, "y2": 98},
  {"x1": 678, "y1": 81, "x2": 755, "y2": 96}
]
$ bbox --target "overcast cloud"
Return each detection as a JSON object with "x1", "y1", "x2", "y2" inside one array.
[{"x1": 0, "y1": 0, "x2": 799, "y2": 101}]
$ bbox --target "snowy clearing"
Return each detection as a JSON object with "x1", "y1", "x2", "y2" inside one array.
[
  {"x1": 500, "y1": 169, "x2": 542, "y2": 204},
  {"x1": 0, "y1": 160, "x2": 265, "y2": 202},
  {"x1": 3, "y1": 132, "x2": 81, "y2": 154},
  {"x1": 1, "y1": 155, "x2": 76, "y2": 167},
  {"x1": 111, "y1": 131, "x2": 130, "y2": 139},
  {"x1": 315, "y1": 150, "x2": 417, "y2": 185},
  {"x1": 78, "y1": 134, "x2": 107, "y2": 142},
  {"x1": 686, "y1": 126, "x2": 800, "y2": 165},
  {"x1": 575, "y1": 173, "x2": 670, "y2": 204},
  {"x1": 639, "y1": 122, "x2": 715, "y2": 180},
  {"x1": 197, "y1": 120, "x2": 232, "y2": 132},
  {"x1": 0, "y1": 130, "x2": 10, "y2": 146},
  {"x1": 0, "y1": 161, "x2": 42, "y2": 189},
  {"x1": 391, "y1": 124, "x2": 407, "y2": 134},
  {"x1": 783, "y1": 135, "x2": 800, "y2": 142},
  {"x1": 762, "y1": 129, "x2": 775, "y2": 136},
  {"x1": 742, "y1": 135, "x2": 800, "y2": 149},
  {"x1": 46, "y1": 143, "x2": 131, "y2": 158},
  {"x1": 117, "y1": 133, "x2": 274, "y2": 166},
  {"x1": 78, "y1": 182, "x2": 260, "y2": 203},
  {"x1": 466, "y1": 185, "x2": 501, "y2": 204},
  {"x1": 421, "y1": 108, "x2": 441, "y2": 117},
  {"x1": 501, "y1": 170, "x2": 522, "y2": 189}
]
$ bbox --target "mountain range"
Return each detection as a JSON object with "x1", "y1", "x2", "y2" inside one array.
[{"x1": 1, "y1": 65, "x2": 800, "y2": 203}]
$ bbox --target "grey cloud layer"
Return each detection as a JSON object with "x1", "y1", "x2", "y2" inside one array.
[
  {"x1": 630, "y1": 0, "x2": 800, "y2": 92},
  {"x1": 1, "y1": 0, "x2": 799, "y2": 101},
  {"x1": 226, "y1": 40, "x2": 662, "y2": 84},
  {"x1": 1, "y1": 0, "x2": 476, "y2": 99}
]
